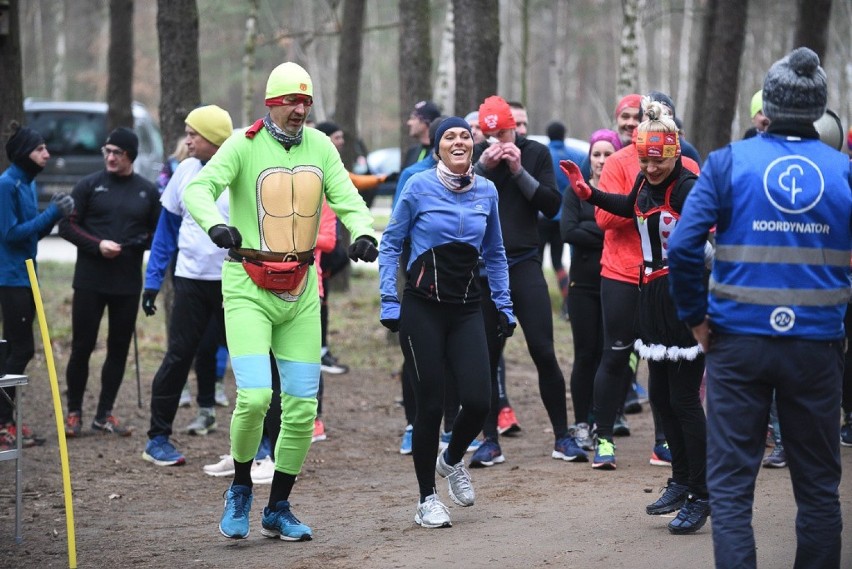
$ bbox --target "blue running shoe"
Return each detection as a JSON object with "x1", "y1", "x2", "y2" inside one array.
[
  {"x1": 142, "y1": 435, "x2": 186, "y2": 467},
  {"x1": 650, "y1": 442, "x2": 672, "y2": 466},
  {"x1": 552, "y1": 435, "x2": 588, "y2": 462},
  {"x1": 400, "y1": 425, "x2": 413, "y2": 455},
  {"x1": 261, "y1": 500, "x2": 313, "y2": 541},
  {"x1": 634, "y1": 381, "x2": 649, "y2": 404},
  {"x1": 469, "y1": 439, "x2": 505, "y2": 468},
  {"x1": 255, "y1": 435, "x2": 271, "y2": 461},
  {"x1": 219, "y1": 484, "x2": 253, "y2": 539},
  {"x1": 840, "y1": 412, "x2": 852, "y2": 447},
  {"x1": 592, "y1": 438, "x2": 616, "y2": 470},
  {"x1": 439, "y1": 431, "x2": 483, "y2": 452}
]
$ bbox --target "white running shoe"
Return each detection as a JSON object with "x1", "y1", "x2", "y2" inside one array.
[
  {"x1": 214, "y1": 380, "x2": 229, "y2": 407},
  {"x1": 251, "y1": 456, "x2": 275, "y2": 484},
  {"x1": 179, "y1": 385, "x2": 192, "y2": 408},
  {"x1": 436, "y1": 452, "x2": 475, "y2": 507},
  {"x1": 185, "y1": 407, "x2": 217, "y2": 436},
  {"x1": 203, "y1": 454, "x2": 235, "y2": 477},
  {"x1": 414, "y1": 494, "x2": 452, "y2": 528}
]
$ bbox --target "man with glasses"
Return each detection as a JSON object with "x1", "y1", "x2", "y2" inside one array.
[
  {"x1": 184, "y1": 62, "x2": 377, "y2": 542},
  {"x1": 59, "y1": 127, "x2": 160, "y2": 438}
]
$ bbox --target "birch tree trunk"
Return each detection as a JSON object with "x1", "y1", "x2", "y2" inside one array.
[
  {"x1": 676, "y1": 0, "x2": 694, "y2": 132},
  {"x1": 433, "y1": 3, "x2": 455, "y2": 116},
  {"x1": 617, "y1": 0, "x2": 641, "y2": 96},
  {"x1": 107, "y1": 0, "x2": 134, "y2": 131},
  {"x1": 241, "y1": 0, "x2": 258, "y2": 127},
  {"x1": 51, "y1": 1, "x2": 67, "y2": 100}
]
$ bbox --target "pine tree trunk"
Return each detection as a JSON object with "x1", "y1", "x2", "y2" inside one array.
[
  {"x1": 107, "y1": 0, "x2": 134, "y2": 131},
  {"x1": 156, "y1": 0, "x2": 200, "y2": 162}
]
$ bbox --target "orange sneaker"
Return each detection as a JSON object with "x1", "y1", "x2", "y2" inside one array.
[
  {"x1": 312, "y1": 418, "x2": 327, "y2": 443},
  {"x1": 2, "y1": 422, "x2": 45, "y2": 447},
  {"x1": 497, "y1": 406, "x2": 521, "y2": 436}
]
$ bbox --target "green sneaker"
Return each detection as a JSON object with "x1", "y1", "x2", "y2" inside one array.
[{"x1": 593, "y1": 438, "x2": 616, "y2": 470}]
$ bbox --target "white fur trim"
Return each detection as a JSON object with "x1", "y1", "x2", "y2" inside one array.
[{"x1": 634, "y1": 339, "x2": 703, "y2": 361}]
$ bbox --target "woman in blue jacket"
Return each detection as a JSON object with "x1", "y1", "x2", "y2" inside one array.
[{"x1": 378, "y1": 117, "x2": 515, "y2": 529}]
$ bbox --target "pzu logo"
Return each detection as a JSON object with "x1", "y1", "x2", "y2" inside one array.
[{"x1": 769, "y1": 307, "x2": 795, "y2": 332}]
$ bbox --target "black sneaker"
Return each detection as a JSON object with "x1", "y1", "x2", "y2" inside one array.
[
  {"x1": 646, "y1": 479, "x2": 689, "y2": 515},
  {"x1": 320, "y1": 351, "x2": 349, "y2": 375},
  {"x1": 668, "y1": 495, "x2": 711, "y2": 534}
]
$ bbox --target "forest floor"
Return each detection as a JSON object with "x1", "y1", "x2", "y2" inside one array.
[{"x1": 0, "y1": 262, "x2": 849, "y2": 569}]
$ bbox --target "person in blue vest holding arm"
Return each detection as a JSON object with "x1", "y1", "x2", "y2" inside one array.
[{"x1": 668, "y1": 47, "x2": 851, "y2": 569}]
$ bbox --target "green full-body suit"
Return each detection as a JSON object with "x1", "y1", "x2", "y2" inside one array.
[{"x1": 184, "y1": 123, "x2": 375, "y2": 475}]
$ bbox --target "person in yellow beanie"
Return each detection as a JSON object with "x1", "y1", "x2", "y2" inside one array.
[
  {"x1": 184, "y1": 62, "x2": 378, "y2": 542},
  {"x1": 141, "y1": 105, "x2": 234, "y2": 466},
  {"x1": 743, "y1": 90, "x2": 769, "y2": 139}
]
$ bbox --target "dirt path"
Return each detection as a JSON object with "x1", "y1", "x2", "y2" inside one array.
[{"x1": 0, "y1": 267, "x2": 849, "y2": 568}]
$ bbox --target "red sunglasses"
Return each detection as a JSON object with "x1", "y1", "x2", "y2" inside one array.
[{"x1": 265, "y1": 94, "x2": 313, "y2": 107}]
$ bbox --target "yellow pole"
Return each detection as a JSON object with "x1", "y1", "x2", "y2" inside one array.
[{"x1": 25, "y1": 259, "x2": 77, "y2": 569}]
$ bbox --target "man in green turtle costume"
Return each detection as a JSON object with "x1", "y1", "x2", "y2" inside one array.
[{"x1": 184, "y1": 62, "x2": 378, "y2": 542}]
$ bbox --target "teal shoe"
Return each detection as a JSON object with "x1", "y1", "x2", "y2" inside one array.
[{"x1": 219, "y1": 484, "x2": 253, "y2": 539}]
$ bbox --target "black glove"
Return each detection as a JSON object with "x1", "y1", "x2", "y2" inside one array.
[
  {"x1": 497, "y1": 311, "x2": 516, "y2": 339},
  {"x1": 141, "y1": 289, "x2": 158, "y2": 317},
  {"x1": 208, "y1": 224, "x2": 242, "y2": 249},
  {"x1": 380, "y1": 318, "x2": 400, "y2": 333},
  {"x1": 51, "y1": 192, "x2": 75, "y2": 216},
  {"x1": 348, "y1": 235, "x2": 379, "y2": 262}
]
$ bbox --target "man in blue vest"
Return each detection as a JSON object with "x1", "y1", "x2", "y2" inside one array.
[{"x1": 668, "y1": 47, "x2": 851, "y2": 569}]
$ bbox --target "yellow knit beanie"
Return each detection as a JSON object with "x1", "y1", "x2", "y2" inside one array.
[
  {"x1": 265, "y1": 62, "x2": 313, "y2": 100},
  {"x1": 185, "y1": 105, "x2": 233, "y2": 147}
]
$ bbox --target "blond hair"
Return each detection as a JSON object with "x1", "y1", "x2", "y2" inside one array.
[{"x1": 638, "y1": 97, "x2": 678, "y2": 135}]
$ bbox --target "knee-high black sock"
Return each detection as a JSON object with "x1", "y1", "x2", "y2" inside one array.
[
  {"x1": 267, "y1": 471, "x2": 297, "y2": 508},
  {"x1": 233, "y1": 459, "x2": 253, "y2": 488}
]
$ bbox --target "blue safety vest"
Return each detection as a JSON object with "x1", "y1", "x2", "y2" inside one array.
[{"x1": 709, "y1": 135, "x2": 852, "y2": 339}]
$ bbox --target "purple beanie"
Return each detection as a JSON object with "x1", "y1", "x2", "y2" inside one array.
[{"x1": 588, "y1": 129, "x2": 622, "y2": 156}]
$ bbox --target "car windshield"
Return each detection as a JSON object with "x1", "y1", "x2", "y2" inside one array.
[{"x1": 25, "y1": 110, "x2": 107, "y2": 156}]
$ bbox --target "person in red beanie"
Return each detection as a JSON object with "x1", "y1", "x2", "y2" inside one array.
[
  {"x1": 469, "y1": 95, "x2": 585, "y2": 467},
  {"x1": 614, "y1": 94, "x2": 642, "y2": 147}
]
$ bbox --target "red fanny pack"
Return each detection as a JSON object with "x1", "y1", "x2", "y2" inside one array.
[{"x1": 242, "y1": 259, "x2": 310, "y2": 293}]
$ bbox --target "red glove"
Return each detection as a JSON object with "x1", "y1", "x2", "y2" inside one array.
[{"x1": 560, "y1": 160, "x2": 592, "y2": 200}]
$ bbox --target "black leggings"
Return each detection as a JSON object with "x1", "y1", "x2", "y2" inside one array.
[
  {"x1": 147, "y1": 277, "x2": 224, "y2": 438},
  {"x1": 66, "y1": 288, "x2": 139, "y2": 420},
  {"x1": 648, "y1": 357, "x2": 707, "y2": 495},
  {"x1": 0, "y1": 287, "x2": 36, "y2": 424},
  {"x1": 593, "y1": 277, "x2": 639, "y2": 440},
  {"x1": 566, "y1": 285, "x2": 602, "y2": 425},
  {"x1": 481, "y1": 258, "x2": 568, "y2": 441},
  {"x1": 400, "y1": 296, "x2": 491, "y2": 500}
]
